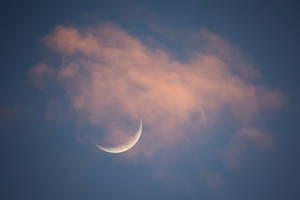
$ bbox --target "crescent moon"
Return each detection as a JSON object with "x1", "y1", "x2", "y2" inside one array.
[{"x1": 96, "y1": 120, "x2": 142, "y2": 154}]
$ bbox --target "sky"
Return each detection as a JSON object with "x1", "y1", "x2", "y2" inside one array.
[{"x1": 1, "y1": 0, "x2": 300, "y2": 199}]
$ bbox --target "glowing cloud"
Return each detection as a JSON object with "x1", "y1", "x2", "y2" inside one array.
[
  {"x1": 31, "y1": 23, "x2": 284, "y2": 159},
  {"x1": 28, "y1": 64, "x2": 54, "y2": 90}
]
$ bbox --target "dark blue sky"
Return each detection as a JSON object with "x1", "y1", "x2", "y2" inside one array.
[{"x1": 1, "y1": 1, "x2": 300, "y2": 199}]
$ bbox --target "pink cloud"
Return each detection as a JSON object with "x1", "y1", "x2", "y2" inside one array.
[
  {"x1": 30, "y1": 23, "x2": 284, "y2": 159},
  {"x1": 225, "y1": 128, "x2": 273, "y2": 167},
  {"x1": 28, "y1": 64, "x2": 54, "y2": 90},
  {"x1": 240, "y1": 128, "x2": 272, "y2": 146}
]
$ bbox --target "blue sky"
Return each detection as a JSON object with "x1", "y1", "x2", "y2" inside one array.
[{"x1": 1, "y1": 1, "x2": 300, "y2": 199}]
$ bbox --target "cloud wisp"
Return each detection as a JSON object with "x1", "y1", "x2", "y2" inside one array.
[{"x1": 30, "y1": 23, "x2": 284, "y2": 163}]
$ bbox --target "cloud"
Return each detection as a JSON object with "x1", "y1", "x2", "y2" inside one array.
[
  {"x1": 224, "y1": 128, "x2": 273, "y2": 167},
  {"x1": 30, "y1": 23, "x2": 284, "y2": 160},
  {"x1": 28, "y1": 64, "x2": 54, "y2": 90},
  {"x1": 240, "y1": 128, "x2": 272, "y2": 145}
]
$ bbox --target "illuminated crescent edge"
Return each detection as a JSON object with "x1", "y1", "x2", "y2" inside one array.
[{"x1": 96, "y1": 120, "x2": 142, "y2": 153}]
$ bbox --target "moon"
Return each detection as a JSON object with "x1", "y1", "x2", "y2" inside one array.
[{"x1": 96, "y1": 120, "x2": 142, "y2": 154}]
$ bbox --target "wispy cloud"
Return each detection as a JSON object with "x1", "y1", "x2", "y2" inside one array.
[
  {"x1": 30, "y1": 23, "x2": 284, "y2": 162},
  {"x1": 224, "y1": 128, "x2": 273, "y2": 167},
  {"x1": 28, "y1": 64, "x2": 54, "y2": 90}
]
